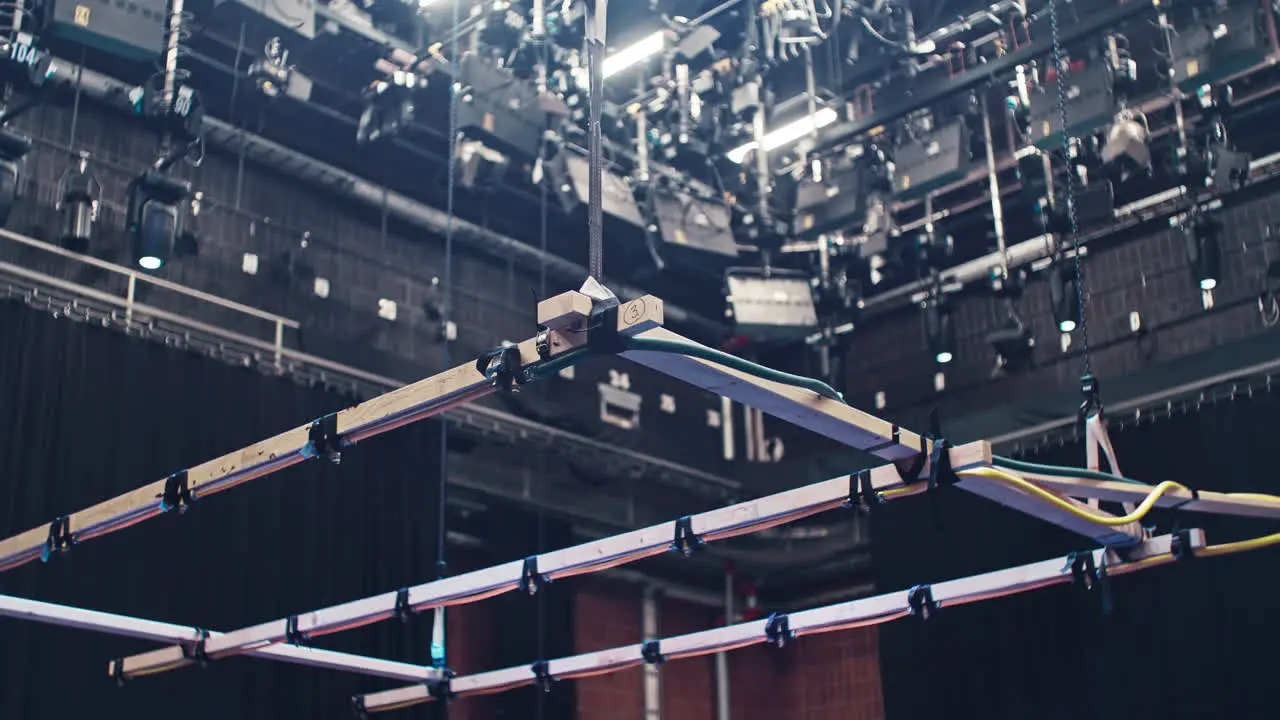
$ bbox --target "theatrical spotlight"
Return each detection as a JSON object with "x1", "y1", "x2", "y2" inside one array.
[
  {"x1": 1186, "y1": 213, "x2": 1222, "y2": 291},
  {"x1": 357, "y1": 71, "x2": 421, "y2": 144},
  {"x1": 986, "y1": 314, "x2": 1035, "y2": 376},
  {"x1": 246, "y1": 37, "x2": 310, "y2": 101},
  {"x1": 56, "y1": 155, "x2": 100, "y2": 251},
  {"x1": 1049, "y1": 262, "x2": 1081, "y2": 333},
  {"x1": 1100, "y1": 108, "x2": 1150, "y2": 182},
  {"x1": 922, "y1": 292, "x2": 955, "y2": 365},
  {"x1": 0, "y1": 127, "x2": 30, "y2": 226},
  {"x1": 126, "y1": 171, "x2": 190, "y2": 271}
]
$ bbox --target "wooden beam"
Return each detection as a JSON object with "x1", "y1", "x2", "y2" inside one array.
[
  {"x1": 956, "y1": 475, "x2": 1146, "y2": 546},
  {"x1": 622, "y1": 325, "x2": 926, "y2": 462},
  {"x1": 1013, "y1": 471, "x2": 1280, "y2": 521},
  {"x1": 0, "y1": 292, "x2": 591, "y2": 572}
]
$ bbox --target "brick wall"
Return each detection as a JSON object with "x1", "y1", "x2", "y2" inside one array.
[
  {"x1": 448, "y1": 601, "x2": 496, "y2": 720},
  {"x1": 659, "y1": 597, "x2": 716, "y2": 720},
  {"x1": 574, "y1": 581, "x2": 645, "y2": 720},
  {"x1": 573, "y1": 579, "x2": 885, "y2": 720}
]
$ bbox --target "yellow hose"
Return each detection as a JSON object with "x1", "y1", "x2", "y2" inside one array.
[
  {"x1": 948, "y1": 466, "x2": 1280, "y2": 560},
  {"x1": 957, "y1": 467, "x2": 1187, "y2": 526}
]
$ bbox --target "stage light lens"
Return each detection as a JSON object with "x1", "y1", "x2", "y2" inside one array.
[
  {"x1": 1059, "y1": 319, "x2": 1076, "y2": 333},
  {"x1": 138, "y1": 256, "x2": 163, "y2": 270},
  {"x1": 935, "y1": 351, "x2": 953, "y2": 364}
]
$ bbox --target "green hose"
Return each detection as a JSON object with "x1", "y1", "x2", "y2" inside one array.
[
  {"x1": 621, "y1": 336, "x2": 847, "y2": 404},
  {"x1": 523, "y1": 345, "x2": 592, "y2": 382},
  {"x1": 992, "y1": 455, "x2": 1150, "y2": 486}
]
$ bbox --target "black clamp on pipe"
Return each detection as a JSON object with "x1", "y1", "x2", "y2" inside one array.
[
  {"x1": 161, "y1": 469, "x2": 193, "y2": 514},
  {"x1": 907, "y1": 585, "x2": 937, "y2": 620},
  {"x1": 531, "y1": 660, "x2": 555, "y2": 693},
  {"x1": 900, "y1": 434, "x2": 929, "y2": 485},
  {"x1": 180, "y1": 627, "x2": 211, "y2": 668},
  {"x1": 587, "y1": 305, "x2": 624, "y2": 354},
  {"x1": 846, "y1": 469, "x2": 879, "y2": 512},
  {"x1": 351, "y1": 696, "x2": 369, "y2": 720},
  {"x1": 393, "y1": 587, "x2": 413, "y2": 624},
  {"x1": 41, "y1": 515, "x2": 73, "y2": 563},
  {"x1": 305, "y1": 412, "x2": 342, "y2": 464},
  {"x1": 1066, "y1": 551, "x2": 1113, "y2": 616},
  {"x1": 1171, "y1": 528, "x2": 1197, "y2": 562},
  {"x1": 863, "y1": 424, "x2": 902, "y2": 454},
  {"x1": 110, "y1": 658, "x2": 129, "y2": 687},
  {"x1": 1067, "y1": 551, "x2": 1099, "y2": 589},
  {"x1": 641, "y1": 639, "x2": 665, "y2": 665},
  {"x1": 764, "y1": 612, "x2": 792, "y2": 648},
  {"x1": 901, "y1": 412, "x2": 958, "y2": 490},
  {"x1": 428, "y1": 670, "x2": 457, "y2": 702},
  {"x1": 519, "y1": 555, "x2": 546, "y2": 595},
  {"x1": 476, "y1": 344, "x2": 524, "y2": 392},
  {"x1": 671, "y1": 516, "x2": 703, "y2": 556},
  {"x1": 285, "y1": 615, "x2": 310, "y2": 647}
]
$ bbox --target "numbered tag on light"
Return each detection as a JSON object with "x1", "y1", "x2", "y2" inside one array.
[{"x1": 4, "y1": 33, "x2": 52, "y2": 88}]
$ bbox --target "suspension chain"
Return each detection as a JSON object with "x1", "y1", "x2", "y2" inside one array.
[{"x1": 1048, "y1": 0, "x2": 1092, "y2": 378}]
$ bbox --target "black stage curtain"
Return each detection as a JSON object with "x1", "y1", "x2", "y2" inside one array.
[
  {"x1": 874, "y1": 393, "x2": 1280, "y2": 720},
  {"x1": 0, "y1": 300, "x2": 445, "y2": 720}
]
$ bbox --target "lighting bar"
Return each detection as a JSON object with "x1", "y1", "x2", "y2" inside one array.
[
  {"x1": 356, "y1": 531, "x2": 1202, "y2": 712},
  {"x1": 603, "y1": 31, "x2": 666, "y2": 79},
  {"x1": 0, "y1": 594, "x2": 443, "y2": 684},
  {"x1": 727, "y1": 107, "x2": 838, "y2": 163},
  {"x1": 0, "y1": 291, "x2": 594, "y2": 573},
  {"x1": 107, "y1": 441, "x2": 990, "y2": 680}
]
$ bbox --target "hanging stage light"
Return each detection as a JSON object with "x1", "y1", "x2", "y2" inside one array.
[
  {"x1": 0, "y1": 128, "x2": 30, "y2": 226},
  {"x1": 1100, "y1": 108, "x2": 1150, "y2": 183},
  {"x1": 986, "y1": 314, "x2": 1034, "y2": 375},
  {"x1": 1186, "y1": 213, "x2": 1222, "y2": 291},
  {"x1": 922, "y1": 292, "x2": 955, "y2": 365},
  {"x1": 1049, "y1": 261, "x2": 1081, "y2": 333},
  {"x1": 56, "y1": 156, "x2": 100, "y2": 251},
  {"x1": 126, "y1": 171, "x2": 190, "y2": 271},
  {"x1": 356, "y1": 71, "x2": 421, "y2": 144}
]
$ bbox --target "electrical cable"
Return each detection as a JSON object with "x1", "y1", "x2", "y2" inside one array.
[
  {"x1": 991, "y1": 455, "x2": 1150, "y2": 486},
  {"x1": 432, "y1": 0, "x2": 463, "y2": 692},
  {"x1": 960, "y1": 467, "x2": 1280, "y2": 529},
  {"x1": 67, "y1": 48, "x2": 85, "y2": 151},
  {"x1": 961, "y1": 467, "x2": 1183, "y2": 526},
  {"x1": 1048, "y1": 0, "x2": 1092, "y2": 377},
  {"x1": 535, "y1": 29, "x2": 550, "y2": 720},
  {"x1": 620, "y1": 336, "x2": 846, "y2": 403}
]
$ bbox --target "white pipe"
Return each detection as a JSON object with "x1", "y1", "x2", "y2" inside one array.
[
  {"x1": 642, "y1": 587, "x2": 661, "y2": 720},
  {"x1": 358, "y1": 532, "x2": 1200, "y2": 711},
  {"x1": 0, "y1": 594, "x2": 443, "y2": 684},
  {"x1": 714, "y1": 567, "x2": 732, "y2": 720},
  {"x1": 162, "y1": 0, "x2": 183, "y2": 104},
  {"x1": 982, "y1": 98, "x2": 1008, "y2": 267}
]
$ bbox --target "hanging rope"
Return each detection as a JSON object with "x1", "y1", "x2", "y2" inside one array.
[{"x1": 1048, "y1": 0, "x2": 1092, "y2": 378}]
